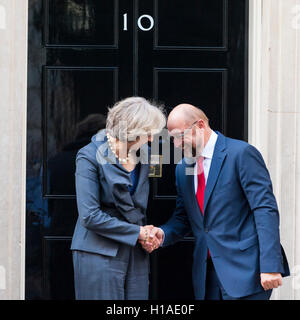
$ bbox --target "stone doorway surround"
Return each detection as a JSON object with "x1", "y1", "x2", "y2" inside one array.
[
  {"x1": 249, "y1": 0, "x2": 300, "y2": 300},
  {"x1": 0, "y1": 0, "x2": 27, "y2": 300}
]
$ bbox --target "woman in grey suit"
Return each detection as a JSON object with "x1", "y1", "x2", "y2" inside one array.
[{"x1": 71, "y1": 97, "x2": 166, "y2": 300}]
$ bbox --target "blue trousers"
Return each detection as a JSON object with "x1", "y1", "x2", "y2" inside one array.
[
  {"x1": 204, "y1": 258, "x2": 273, "y2": 300},
  {"x1": 72, "y1": 244, "x2": 149, "y2": 300}
]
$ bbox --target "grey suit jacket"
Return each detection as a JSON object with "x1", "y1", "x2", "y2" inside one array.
[{"x1": 70, "y1": 129, "x2": 150, "y2": 257}]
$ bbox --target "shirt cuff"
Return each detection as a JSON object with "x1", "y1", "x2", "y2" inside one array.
[{"x1": 159, "y1": 228, "x2": 165, "y2": 247}]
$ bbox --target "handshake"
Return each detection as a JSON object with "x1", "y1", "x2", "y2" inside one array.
[{"x1": 138, "y1": 225, "x2": 164, "y2": 253}]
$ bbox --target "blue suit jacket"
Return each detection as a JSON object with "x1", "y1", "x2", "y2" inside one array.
[{"x1": 161, "y1": 132, "x2": 290, "y2": 299}]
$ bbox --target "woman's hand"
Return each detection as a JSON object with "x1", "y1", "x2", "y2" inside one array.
[
  {"x1": 138, "y1": 225, "x2": 162, "y2": 253},
  {"x1": 138, "y1": 225, "x2": 152, "y2": 241}
]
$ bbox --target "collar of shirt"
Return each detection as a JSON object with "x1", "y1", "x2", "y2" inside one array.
[
  {"x1": 201, "y1": 130, "x2": 218, "y2": 160},
  {"x1": 194, "y1": 130, "x2": 218, "y2": 191}
]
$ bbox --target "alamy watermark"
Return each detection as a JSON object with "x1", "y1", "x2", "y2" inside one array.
[
  {"x1": 0, "y1": 265, "x2": 6, "y2": 290},
  {"x1": 0, "y1": 5, "x2": 6, "y2": 30},
  {"x1": 95, "y1": 124, "x2": 204, "y2": 176},
  {"x1": 291, "y1": 265, "x2": 300, "y2": 290},
  {"x1": 292, "y1": 5, "x2": 300, "y2": 30}
]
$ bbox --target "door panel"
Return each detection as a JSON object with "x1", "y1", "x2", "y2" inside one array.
[
  {"x1": 44, "y1": 67, "x2": 117, "y2": 197},
  {"x1": 155, "y1": 0, "x2": 227, "y2": 49},
  {"x1": 153, "y1": 68, "x2": 227, "y2": 131},
  {"x1": 45, "y1": 0, "x2": 118, "y2": 47},
  {"x1": 42, "y1": 237, "x2": 74, "y2": 299},
  {"x1": 26, "y1": 0, "x2": 248, "y2": 299}
]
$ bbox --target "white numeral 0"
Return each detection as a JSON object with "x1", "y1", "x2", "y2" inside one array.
[
  {"x1": 123, "y1": 13, "x2": 154, "y2": 31},
  {"x1": 137, "y1": 14, "x2": 154, "y2": 31}
]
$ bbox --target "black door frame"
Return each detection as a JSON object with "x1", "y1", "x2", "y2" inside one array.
[{"x1": 26, "y1": 0, "x2": 249, "y2": 300}]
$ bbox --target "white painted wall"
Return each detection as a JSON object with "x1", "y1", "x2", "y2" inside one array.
[
  {"x1": 0, "y1": 0, "x2": 27, "y2": 300},
  {"x1": 249, "y1": 0, "x2": 300, "y2": 300}
]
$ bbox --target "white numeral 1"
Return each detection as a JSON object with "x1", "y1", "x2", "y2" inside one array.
[{"x1": 123, "y1": 13, "x2": 128, "y2": 31}]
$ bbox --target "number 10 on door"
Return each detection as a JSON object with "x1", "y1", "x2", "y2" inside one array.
[{"x1": 123, "y1": 13, "x2": 154, "y2": 31}]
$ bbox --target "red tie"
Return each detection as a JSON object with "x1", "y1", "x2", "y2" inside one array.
[
  {"x1": 196, "y1": 157, "x2": 211, "y2": 258},
  {"x1": 196, "y1": 157, "x2": 205, "y2": 214}
]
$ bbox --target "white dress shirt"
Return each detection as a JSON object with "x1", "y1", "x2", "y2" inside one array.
[{"x1": 194, "y1": 130, "x2": 218, "y2": 193}]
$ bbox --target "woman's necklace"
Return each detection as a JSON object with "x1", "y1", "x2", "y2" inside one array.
[{"x1": 106, "y1": 132, "x2": 130, "y2": 164}]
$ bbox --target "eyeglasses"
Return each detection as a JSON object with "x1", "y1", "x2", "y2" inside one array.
[{"x1": 170, "y1": 120, "x2": 199, "y2": 140}]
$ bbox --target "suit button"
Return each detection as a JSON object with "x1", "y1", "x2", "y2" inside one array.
[{"x1": 205, "y1": 228, "x2": 209, "y2": 233}]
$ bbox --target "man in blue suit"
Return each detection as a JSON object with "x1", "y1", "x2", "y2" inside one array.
[{"x1": 143, "y1": 104, "x2": 290, "y2": 300}]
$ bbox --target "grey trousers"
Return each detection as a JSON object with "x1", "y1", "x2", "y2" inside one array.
[{"x1": 72, "y1": 244, "x2": 149, "y2": 300}]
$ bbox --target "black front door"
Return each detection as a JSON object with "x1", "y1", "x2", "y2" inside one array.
[{"x1": 26, "y1": 0, "x2": 248, "y2": 299}]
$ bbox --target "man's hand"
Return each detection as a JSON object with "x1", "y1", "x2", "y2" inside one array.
[
  {"x1": 148, "y1": 227, "x2": 164, "y2": 252},
  {"x1": 138, "y1": 225, "x2": 164, "y2": 253},
  {"x1": 260, "y1": 273, "x2": 282, "y2": 290}
]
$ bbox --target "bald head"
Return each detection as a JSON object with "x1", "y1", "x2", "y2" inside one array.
[{"x1": 167, "y1": 104, "x2": 209, "y2": 129}]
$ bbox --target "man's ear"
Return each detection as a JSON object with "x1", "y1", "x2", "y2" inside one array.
[{"x1": 196, "y1": 119, "x2": 205, "y2": 129}]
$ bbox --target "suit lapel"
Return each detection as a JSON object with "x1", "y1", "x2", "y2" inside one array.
[
  {"x1": 203, "y1": 132, "x2": 227, "y2": 214},
  {"x1": 131, "y1": 163, "x2": 148, "y2": 206},
  {"x1": 131, "y1": 144, "x2": 150, "y2": 204},
  {"x1": 96, "y1": 131, "x2": 148, "y2": 223}
]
